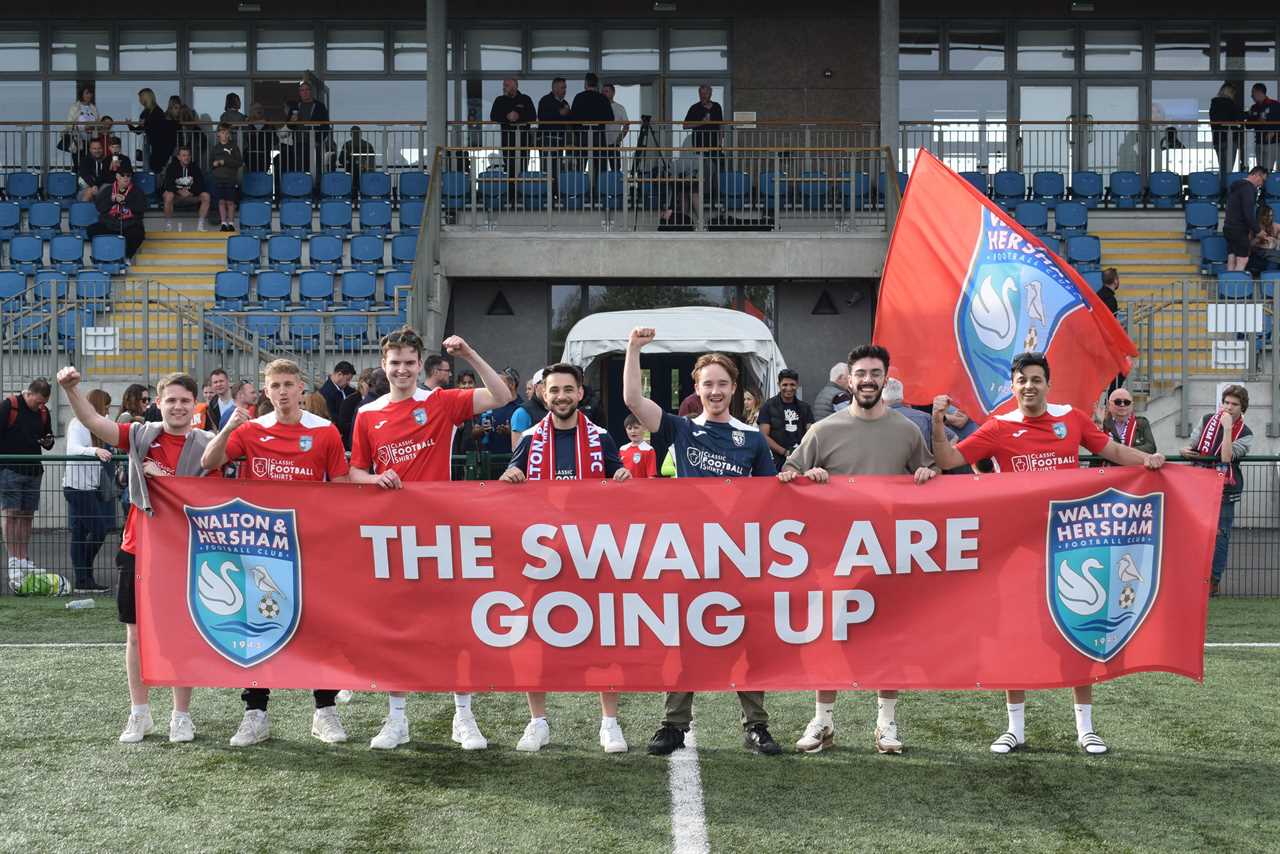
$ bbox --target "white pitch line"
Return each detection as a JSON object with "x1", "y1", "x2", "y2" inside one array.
[
  {"x1": 668, "y1": 727, "x2": 710, "y2": 854},
  {"x1": 1204, "y1": 642, "x2": 1280, "y2": 648},
  {"x1": 0, "y1": 642, "x2": 123, "y2": 648}
]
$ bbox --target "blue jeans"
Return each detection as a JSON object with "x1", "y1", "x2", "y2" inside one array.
[
  {"x1": 1211, "y1": 499, "x2": 1237, "y2": 584},
  {"x1": 64, "y1": 487, "x2": 112, "y2": 586}
]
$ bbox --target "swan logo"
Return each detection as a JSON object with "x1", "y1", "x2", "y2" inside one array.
[
  {"x1": 185, "y1": 499, "x2": 302, "y2": 668},
  {"x1": 955, "y1": 209, "x2": 1088, "y2": 412},
  {"x1": 1046, "y1": 488, "x2": 1163, "y2": 662}
]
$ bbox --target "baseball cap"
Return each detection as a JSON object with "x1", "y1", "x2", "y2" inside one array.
[{"x1": 531, "y1": 369, "x2": 545, "y2": 384}]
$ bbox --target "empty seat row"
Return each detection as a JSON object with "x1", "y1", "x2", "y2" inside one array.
[
  {"x1": 240, "y1": 170, "x2": 428, "y2": 206},
  {"x1": 238, "y1": 199, "x2": 420, "y2": 239},
  {"x1": 1, "y1": 234, "x2": 128, "y2": 274},
  {"x1": 1010, "y1": 200, "x2": 1090, "y2": 241},
  {"x1": 226, "y1": 234, "x2": 417, "y2": 275},
  {"x1": 209, "y1": 307, "x2": 408, "y2": 353},
  {"x1": 963, "y1": 168, "x2": 1280, "y2": 211},
  {"x1": 0, "y1": 269, "x2": 113, "y2": 309},
  {"x1": 0, "y1": 200, "x2": 102, "y2": 241},
  {"x1": 215, "y1": 269, "x2": 410, "y2": 312}
]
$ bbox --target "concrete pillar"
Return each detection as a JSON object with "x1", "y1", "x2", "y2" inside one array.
[
  {"x1": 879, "y1": 0, "x2": 900, "y2": 225},
  {"x1": 414, "y1": 0, "x2": 449, "y2": 344}
]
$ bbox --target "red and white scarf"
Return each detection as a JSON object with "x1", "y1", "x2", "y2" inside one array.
[
  {"x1": 1195, "y1": 409, "x2": 1244, "y2": 484},
  {"x1": 525, "y1": 411, "x2": 606, "y2": 480},
  {"x1": 1110, "y1": 415, "x2": 1137, "y2": 447}
]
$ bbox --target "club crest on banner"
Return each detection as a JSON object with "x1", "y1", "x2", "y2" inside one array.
[
  {"x1": 1046, "y1": 488, "x2": 1163, "y2": 662},
  {"x1": 955, "y1": 208, "x2": 1089, "y2": 412},
  {"x1": 185, "y1": 499, "x2": 302, "y2": 668}
]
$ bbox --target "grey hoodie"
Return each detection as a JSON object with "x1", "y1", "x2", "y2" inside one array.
[{"x1": 125, "y1": 422, "x2": 215, "y2": 514}]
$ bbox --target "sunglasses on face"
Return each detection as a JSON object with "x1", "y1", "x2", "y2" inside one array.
[{"x1": 1113, "y1": 399, "x2": 1132, "y2": 406}]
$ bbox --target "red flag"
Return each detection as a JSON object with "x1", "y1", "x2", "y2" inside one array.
[{"x1": 873, "y1": 149, "x2": 1136, "y2": 416}]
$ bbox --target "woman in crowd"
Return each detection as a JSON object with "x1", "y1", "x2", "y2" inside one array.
[
  {"x1": 1250, "y1": 204, "x2": 1280, "y2": 272},
  {"x1": 302, "y1": 391, "x2": 330, "y2": 418},
  {"x1": 64, "y1": 86, "x2": 99, "y2": 162},
  {"x1": 116, "y1": 384, "x2": 150, "y2": 426},
  {"x1": 220, "y1": 92, "x2": 246, "y2": 126},
  {"x1": 63, "y1": 389, "x2": 115, "y2": 592},
  {"x1": 742, "y1": 388, "x2": 762, "y2": 425},
  {"x1": 242, "y1": 102, "x2": 274, "y2": 175},
  {"x1": 132, "y1": 89, "x2": 177, "y2": 173}
]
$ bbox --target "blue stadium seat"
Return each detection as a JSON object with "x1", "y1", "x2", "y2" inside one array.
[
  {"x1": 298, "y1": 270, "x2": 334, "y2": 310},
  {"x1": 399, "y1": 199, "x2": 424, "y2": 233},
  {"x1": 1108, "y1": 171, "x2": 1142, "y2": 208},
  {"x1": 359, "y1": 171, "x2": 392, "y2": 202},
  {"x1": 27, "y1": 201, "x2": 62, "y2": 240},
  {"x1": 557, "y1": 172, "x2": 589, "y2": 210},
  {"x1": 90, "y1": 234, "x2": 126, "y2": 273},
  {"x1": 390, "y1": 234, "x2": 416, "y2": 271},
  {"x1": 242, "y1": 171, "x2": 273, "y2": 205},
  {"x1": 333, "y1": 313, "x2": 369, "y2": 351},
  {"x1": 267, "y1": 234, "x2": 302, "y2": 273},
  {"x1": 0, "y1": 201, "x2": 19, "y2": 240},
  {"x1": 600, "y1": 171, "x2": 625, "y2": 219},
  {"x1": 880, "y1": 171, "x2": 908, "y2": 198},
  {"x1": 254, "y1": 270, "x2": 292, "y2": 311},
  {"x1": 1079, "y1": 270, "x2": 1104, "y2": 292},
  {"x1": 5, "y1": 172, "x2": 39, "y2": 210},
  {"x1": 1199, "y1": 235, "x2": 1228, "y2": 276},
  {"x1": 1066, "y1": 235, "x2": 1101, "y2": 272},
  {"x1": 1031, "y1": 171, "x2": 1065, "y2": 208},
  {"x1": 720, "y1": 171, "x2": 749, "y2": 211},
  {"x1": 375, "y1": 310, "x2": 406, "y2": 339},
  {"x1": 834, "y1": 173, "x2": 871, "y2": 212},
  {"x1": 518, "y1": 173, "x2": 548, "y2": 211},
  {"x1": 1147, "y1": 171, "x2": 1182, "y2": 209},
  {"x1": 9, "y1": 235, "x2": 42, "y2": 274},
  {"x1": 442, "y1": 171, "x2": 470, "y2": 210},
  {"x1": 48, "y1": 235, "x2": 84, "y2": 274},
  {"x1": 279, "y1": 200, "x2": 313, "y2": 239},
  {"x1": 1265, "y1": 173, "x2": 1280, "y2": 207},
  {"x1": 398, "y1": 171, "x2": 429, "y2": 202},
  {"x1": 13, "y1": 315, "x2": 48, "y2": 351},
  {"x1": 992, "y1": 170, "x2": 1026, "y2": 209},
  {"x1": 244, "y1": 313, "x2": 282, "y2": 346},
  {"x1": 307, "y1": 234, "x2": 342, "y2": 272},
  {"x1": 339, "y1": 270, "x2": 376, "y2": 310},
  {"x1": 383, "y1": 270, "x2": 411, "y2": 304},
  {"x1": 281, "y1": 172, "x2": 313, "y2": 202},
  {"x1": 45, "y1": 171, "x2": 78, "y2": 209},
  {"x1": 34, "y1": 270, "x2": 68, "y2": 301},
  {"x1": 798, "y1": 171, "x2": 830, "y2": 210},
  {"x1": 1260, "y1": 269, "x2": 1280, "y2": 298},
  {"x1": 204, "y1": 312, "x2": 238, "y2": 352},
  {"x1": 57, "y1": 306, "x2": 95, "y2": 352},
  {"x1": 960, "y1": 171, "x2": 988, "y2": 195},
  {"x1": 1053, "y1": 201, "x2": 1088, "y2": 239},
  {"x1": 215, "y1": 271, "x2": 250, "y2": 311},
  {"x1": 0, "y1": 271, "x2": 25, "y2": 311},
  {"x1": 320, "y1": 172, "x2": 353, "y2": 201},
  {"x1": 1217, "y1": 271, "x2": 1254, "y2": 300},
  {"x1": 289, "y1": 313, "x2": 323, "y2": 352},
  {"x1": 350, "y1": 235, "x2": 383, "y2": 273},
  {"x1": 759, "y1": 171, "x2": 787, "y2": 211},
  {"x1": 1189, "y1": 171, "x2": 1222, "y2": 204},
  {"x1": 1013, "y1": 202, "x2": 1050, "y2": 240},
  {"x1": 226, "y1": 235, "x2": 261, "y2": 273},
  {"x1": 74, "y1": 270, "x2": 111, "y2": 302},
  {"x1": 1225, "y1": 170, "x2": 1248, "y2": 193},
  {"x1": 133, "y1": 171, "x2": 158, "y2": 208},
  {"x1": 478, "y1": 170, "x2": 507, "y2": 214},
  {"x1": 358, "y1": 200, "x2": 391, "y2": 237},
  {"x1": 68, "y1": 201, "x2": 97, "y2": 239},
  {"x1": 238, "y1": 201, "x2": 272, "y2": 239},
  {"x1": 319, "y1": 200, "x2": 353, "y2": 236},
  {"x1": 1070, "y1": 171, "x2": 1104, "y2": 208},
  {"x1": 1185, "y1": 201, "x2": 1219, "y2": 240}
]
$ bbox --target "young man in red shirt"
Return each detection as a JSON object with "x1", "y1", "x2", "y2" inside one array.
[
  {"x1": 58, "y1": 366, "x2": 218, "y2": 744},
  {"x1": 201, "y1": 359, "x2": 351, "y2": 747},
  {"x1": 349, "y1": 327, "x2": 513, "y2": 750},
  {"x1": 930, "y1": 352, "x2": 1165, "y2": 756}
]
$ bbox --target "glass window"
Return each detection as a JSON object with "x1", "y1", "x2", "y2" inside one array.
[
  {"x1": 51, "y1": 29, "x2": 110, "y2": 73},
  {"x1": 189, "y1": 29, "x2": 247, "y2": 72},
  {"x1": 1084, "y1": 30, "x2": 1142, "y2": 72},
  {"x1": 92, "y1": 79, "x2": 179, "y2": 126},
  {"x1": 0, "y1": 30, "x2": 40, "y2": 72},
  {"x1": 1151, "y1": 79, "x2": 1220, "y2": 122},
  {"x1": 1220, "y1": 30, "x2": 1276, "y2": 73},
  {"x1": 602, "y1": 29, "x2": 659, "y2": 71},
  {"x1": 0, "y1": 81, "x2": 42, "y2": 127},
  {"x1": 327, "y1": 28, "x2": 384, "y2": 72},
  {"x1": 394, "y1": 28, "x2": 423, "y2": 71},
  {"x1": 119, "y1": 29, "x2": 177, "y2": 72},
  {"x1": 1154, "y1": 30, "x2": 1210, "y2": 71},
  {"x1": 464, "y1": 29, "x2": 522, "y2": 71},
  {"x1": 950, "y1": 29, "x2": 1004, "y2": 72},
  {"x1": 899, "y1": 80, "x2": 1008, "y2": 173},
  {"x1": 257, "y1": 28, "x2": 315, "y2": 72},
  {"x1": 669, "y1": 29, "x2": 728, "y2": 71},
  {"x1": 899, "y1": 28, "x2": 939, "y2": 71},
  {"x1": 531, "y1": 29, "x2": 589, "y2": 71},
  {"x1": 1017, "y1": 29, "x2": 1074, "y2": 71},
  {"x1": 327, "y1": 80, "x2": 429, "y2": 122}
]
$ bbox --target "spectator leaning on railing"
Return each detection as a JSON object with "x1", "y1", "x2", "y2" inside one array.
[
  {"x1": 63, "y1": 389, "x2": 116, "y2": 593},
  {"x1": 131, "y1": 88, "x2": 177, "y2": 174},
  {"x1": 0, "y1": 379, "x2": 56, "y2": 590}
]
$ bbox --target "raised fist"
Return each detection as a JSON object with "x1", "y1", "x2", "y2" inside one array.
[
  {"x1": 629, "y1": 327, "x2": 656, "y2": 349},
  {"x1": 56, "y1": 366, "x2": 81, "y2": 389},
  {"x1": 442, "y1": 335, "x2": 470, "y2": 357},
  {"x1": 932, "y1": 394, "x2": 952, "y2": 417}
]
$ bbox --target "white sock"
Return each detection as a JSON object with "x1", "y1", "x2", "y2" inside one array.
[
  {"x1": 1006, "y1": 703, "x2": 1026, "y2": 742},
  {"x1": 601, "y1": 715, "x2": 617, "y2": 727},
  {"x1": 454, "y1": 693, "x2": 471, "y2": 712},
  {"x1": 816, "y1": 701, "x2": 835, "y2": 728},
  {"x1": 531, "y1": 715, "x2": 546, "y2": 724},
  {"x1": 131, "y1": 703, "x2": 149, "y2": 716},
  {"x1": 876, "y1": 698, "x2": 897, "y2": 728},
  {"x1": 1074, "y1": 704, "x2": 1093, "y2": 738},
  {"x1": 388, "y1": 696, "x2": 406, "y2": 721},
  {"x1": 172, "y1": 709, "x2": 190, "y2": 719}
]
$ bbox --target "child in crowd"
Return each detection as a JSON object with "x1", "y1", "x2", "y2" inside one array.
[
  {"x1": 210, "y1": 122, "x2": 243, "y2": 232},
  {"x1": 619, "y1": 413, "x2": 657, "y2": 478}
]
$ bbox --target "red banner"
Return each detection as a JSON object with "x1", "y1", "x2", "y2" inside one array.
[{"x1": 137, "y1": 466, "x2": 1221, "y2": 692}]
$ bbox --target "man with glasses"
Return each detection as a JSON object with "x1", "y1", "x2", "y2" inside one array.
[
  {"x1": 1099, "y1": 389, "x2": 1155, "y2": 457},
  {"x1": 424, "y1": 355, "x2": 452, "y2": 391}
]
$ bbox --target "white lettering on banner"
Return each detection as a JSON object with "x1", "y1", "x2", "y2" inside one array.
[
  {"x1": 644, "y1": 523, "x2": 700, "y2": 580},
  {"x1": 361, "y1": 525, "x2": 399, "y2": 578},
  {"x1": 774, "y1": 591, "x2": 824, "y2": 644},
  {"x1": 686, "y1": 592, "x2": 744, "y2": 647},
  {"x1": 834, "y1": 518, "x2": 981, "y2": 576},
  {"x1": 702, "y1": 523, "x2": 760, "y2": 580},
  {"x1": 832, "y1": 590, "x2": 876, "y2": 640}
]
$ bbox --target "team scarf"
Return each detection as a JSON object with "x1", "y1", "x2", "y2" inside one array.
[
  {"x1": 525, "y1": 410, "x2": 606, "y2": 481},
  {"x1": 1195, "y1": 409, "x2": 1245, "y2": 484},
  {"x1": 1110, "y1": 415, "x2": 1137, "y2": 447}
]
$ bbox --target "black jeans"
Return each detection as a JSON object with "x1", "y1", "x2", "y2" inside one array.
[
  {"x1": 242, "y1": 688, "x2": 339, "y2": 712},
  {"x1": 64, "y1": 487, "x2": 111, "y2": 586}
]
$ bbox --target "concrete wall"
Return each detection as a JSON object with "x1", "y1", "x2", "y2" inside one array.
[
  {"x1": 446, "y1": 280, "x2": 550, "y2": 387},
  {"x1": 776, "y1": 280, "x2": 877, "y2": 395}
]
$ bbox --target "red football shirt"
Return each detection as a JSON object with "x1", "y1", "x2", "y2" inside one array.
[
  {"x1": 225, "y1": 410, "x2": 349, "y2": 482},
  {"x1": 350, "y1": 387, "x2": 475, "y2": 482},
  {"x1": 620, "y1": 441, "x2": 658, "y2": 478},
  {"x1": 115, "y1": 424, "x2": 214, "y2": 554},
  {"x1": 956, "y1": 403, "x2": 1110, "y2": 473}
]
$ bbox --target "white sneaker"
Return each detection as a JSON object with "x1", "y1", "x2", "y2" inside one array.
[
  {"x1": 875, "y1": 721, "x2": 904, "y2": 754},
  {"x1": 169, "y1": 711, "x2": 195, "y2": 743},
  {"x1": 369, "y1": 716, "x2": 409, "y2": 750},
  {"x1": 516, "y1": 718, "x2": 550, "y2": 752},
  {"x1": 164, "y1": 219, "x2": 173, "y2": 231},
  {"x1": 451, "y1": 711, "x2": 488, "y2": 750},
  {"x1": 196, "y1": 220, "x2": 208, "y2": 232},
  {"x1": 119, "y1": 710, "x2": 155, "y2": 743},
  {"x1": 311, "y1": 707, "x2": 348, "y2": 744},
  {"x1": 796, "y1": 717, "x2": 835, "y2": 753},
  {"x1": 6, "y1": 557, "x2": 24, "y2": 588},
  {"x1": 336, "y1": 690, "x2": 354, "y2": 704},
  {"x1": 229, "y1": 710, "x2": 270, "y2": 747},
  {"x1": 599, "y1": 719, "x2": 628, "y2": 753}
]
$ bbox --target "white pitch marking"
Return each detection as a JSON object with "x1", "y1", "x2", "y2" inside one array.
[{"x1": 668, "y1": 727, "x2": 710, "y2": 854}]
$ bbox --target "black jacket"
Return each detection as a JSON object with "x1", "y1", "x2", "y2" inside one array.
[
  {"x1": 1224, "y1": 179, "x2": 1259, "y2": 235},
  {"x1": 162, "y1": 160, "x2": 207, "y2": 196},
  {"x1": 320, "y1": 378, "x2": 356, "y2": 422},
  {"x1": 538, "y1": 93, "x2": 571, "y2": 127},
  {"x1": 93, "y1": 183, "x2": 146, "y2": 232},
  {"x1": 490, "y1": 93, "x2": 536, "y2": 130},
  {"x1": 77, "y1": 155, "x2": 111, "y2": 190},
  {"x1": 204, "y1": 397, "x2": 235, "y2": 432},
  {"x1": 570, "y1": 90, "x2": 613, "y2": 125},
  {"x1": 1210, "y1": 96, "x2": 1244, "y2": 130}
]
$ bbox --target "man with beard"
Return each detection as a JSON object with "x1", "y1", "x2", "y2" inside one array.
[
  {"x1": 623, "y1": 327, "x2": 782, "y2": 757},
  {"x1": 930, "y1": 352, "x2": 1165, "y2": 756},
  {"x1": 782, "y1": 345, "x2": 939, "y2": 755},
  {"x1": 500, "y1": 363, "x2": 631, "y2": 752}
]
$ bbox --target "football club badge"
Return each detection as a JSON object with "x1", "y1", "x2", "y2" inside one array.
[
  {"x1": 632, "y1": 452, "x2": 642, "y2": 464},
  {"x1": 955, "y1": 208, "x2": 1088, "y2": 412},
  {"x1": 1053, "y1": 422, "x2": 1068, "y2": 440},
  {"x1": 412, "y1": 407, "x2": 427, "y2": 425},
  {"x1": 1046, "y1": 488, "x2": 1163, "y2": 662},
  {"x1": 731, "y1": 430, "x2": 745, "y2": 447},
  {"x1": 186, "y1": 499, "x2": 302, "y2": 667},
  {"x1": 299, "y1": 434, "x2": 313, "y2": 452}
]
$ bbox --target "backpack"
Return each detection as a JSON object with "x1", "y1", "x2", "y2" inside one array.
[{"x1": 5, "y1": 394, "x2": 50, "y2": 432}]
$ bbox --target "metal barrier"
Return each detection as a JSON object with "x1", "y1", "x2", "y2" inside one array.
[{"x1": 3, "y1": 453, "x2": 1276, "y2": 597}]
